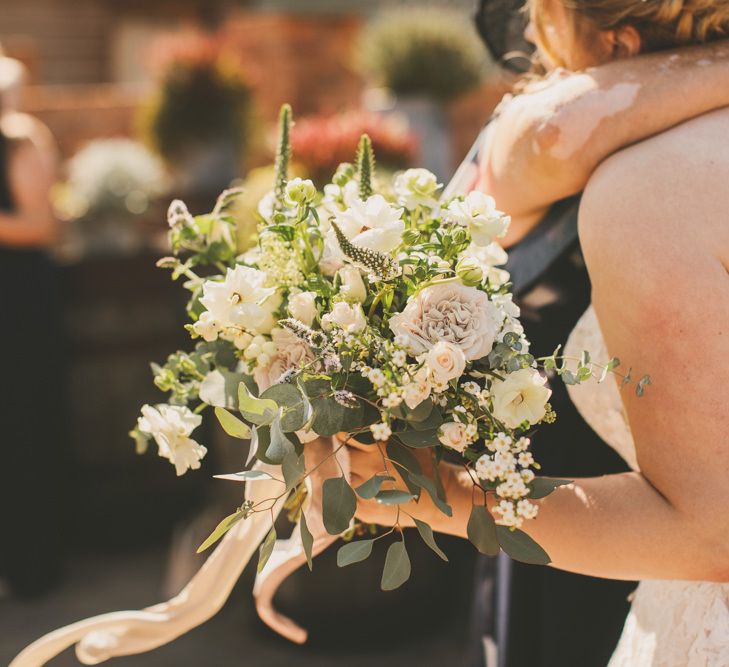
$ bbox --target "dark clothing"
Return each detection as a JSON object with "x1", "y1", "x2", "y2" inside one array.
[
  {"x1": 0, "y1": 130, "x2": 66, "y2": 596},
  {"x1": 466, "y1": 197, "x2": 634, "y2": 667}
]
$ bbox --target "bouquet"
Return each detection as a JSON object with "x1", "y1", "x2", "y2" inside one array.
[{"x1": 132, "y1": 104, "x2": 632, "y2": 589}]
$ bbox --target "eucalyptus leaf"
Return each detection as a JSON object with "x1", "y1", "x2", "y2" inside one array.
[
  {"x1": 395, "y1": 428, "x2": 440, "y2": 449},
  {"x1": 381, "y1": 540, "x2": 411, "y2": 591},
  {"x1": 375, "y1": 489, "x2": 413, "y2": 505},
  {"x1": 529, "y1": 478, "x2": 572, "y2": 500},
  {"x1": 337, "y1": 539, "x2": 374, "y2": 567},
  {"x1": 282, "y1": 449, "x2": 305, "y2": 491},
  {"x1": 238, "y1": 382, "x2": 278, "y2": 426},
  {"x1": 467, "y1": 505, "x2": 499, "y2": 556},
  {"x1": 496, "y1": 526, "x2": 551, "y2": 565},
  {"x1": 322, "y1": 476, "x2": 357, "y2": 535},
  {"x1": 266, "y1": 412, "x2": 296, "y2": 464},
  {"x1": 386, "y1": 441, "x2": 422, "y2": 499},
  {"x1": 213, "y1": 470, "x2": 273, "y2": 483},
  {"x1": 214, "y1": 407, "x2": 252, "y2": 439},
  {"x1": 197, "y1": 511, "x2": 245, "y2": 553},
  {"x1": 410, "y1": 473, "x2": 452, "y2": 517},
  {"x1": 413, "y1": 518, "x2": 448, "y2": 561},
  {"x1": 300, "y1": 513, "x2": 314, "y2": 571},
  {"x1": 355, "y1": 474, "x2": 395, "y2": 500},
  {"x1": 261, "y1": 383, "x2": 308, "y2": 432},
  {"x1": 257, "y1": 526, "x2": 278, "y2": 572},
  {"x1": 311, "y1": 395, "x2": 347, "y2": 437}
]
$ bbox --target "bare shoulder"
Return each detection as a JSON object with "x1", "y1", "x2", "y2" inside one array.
[{"x1": 1, "y1": 112, "x2": 57, "y2": 179}]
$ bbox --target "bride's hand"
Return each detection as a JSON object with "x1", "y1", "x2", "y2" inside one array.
[{"x1": 347, "y1": 439, "x2": 444, "y2": 530}]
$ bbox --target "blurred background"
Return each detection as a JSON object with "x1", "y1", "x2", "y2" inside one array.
[{"x1": 0, "y1": 1, "x2": 514, "y2": 664}]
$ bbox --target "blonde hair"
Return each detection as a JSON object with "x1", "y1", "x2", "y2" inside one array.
[{"x1": 531, "y1": 0, "x2": 729, "y2": 65}]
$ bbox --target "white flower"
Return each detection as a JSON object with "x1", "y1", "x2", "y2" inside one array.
[
  {"x1": 389, "y1": 281, "x2": 502, "y2": 361},
  {"x1": 516, "y1": 499, "x2": 539, "y2": 520},
  {"x1": 392, "y1": 349, "x2": 407, "y2": 367},
  {"x1": 367, "y1": 368, "x2": 386, "y2": 388},
  {"x1": 284, "y1": 177, "x2": 317, "y2": 206},
  {"x1": 447, "y1": 192, "x2": 510, "y2": 246},
  {"x1": 253, "y1": 327, "x2": 316, "y2": 392},
  {"x1": 138, "y1": 404, "x2": 206, "y2": 476},
  {"x1": 394, "y1": 168, "x2": 442, "y2": 209},
  {"x1": 438, "y1": 422, "x2": 470, "y2": 453},
  {"x1": 288, "y1": 291, "x2": 318, "y2": 327},
  {"x1": 192, "y1": 311, "x2": 219, "y2": 342},
  {"x1": 460, "y1": 242, "x2": 510, "y2": 287},
  {"x1": 371, "y1": 422, "x2": 392, "y2": 441},
  {"x1": 338, "y1": 265, "x2": 367, "y2": 303},
  {"x1": 258, "y1": 191, "x2": 276, "y2": 223},
  {"x1": 334, "y1": 194, "x2": 405, "y2": 253},
  {"x1": 426, "y1": 341, "x2": 467, "y2": 383},
  {"x1": 321, "y1": 301, "x2": 366, "y2": 334},
  {"x1": 403, "y1": 370, "x2": 431, "y2": 409},
  {"x1": 518, "y1": 451, "x2": 535, "y2": 467},
  {"x1": 490, "y1": 368, "x2": 552, "y2": 429},
  {"x1": 199, "y1": 265, "x2": 277, "y2": 341}
]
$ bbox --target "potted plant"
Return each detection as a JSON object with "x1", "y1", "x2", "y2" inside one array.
[
  {"x1": 357, "y1": 8, "x2": 491, "y2": 180},
  {"x1": 138, "y1": 33, "x2": 253, "y2": 197}
]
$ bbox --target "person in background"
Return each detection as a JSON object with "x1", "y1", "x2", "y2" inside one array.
[{"x1": 0, "y1": 47, "x2": 67, "y2": 597}]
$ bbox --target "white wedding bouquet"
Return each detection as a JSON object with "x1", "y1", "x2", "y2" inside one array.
[{"x1": 131, "y1": 105, "x2": 632, "y2": 588}]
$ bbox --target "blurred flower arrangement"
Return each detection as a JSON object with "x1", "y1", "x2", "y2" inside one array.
[
  {"x1": 137, "y1": 32, "x2": 253, "y2": 191},
  {"x1": 54, "y1": 138, "x2": 168, "y2": 255},
  {"x1": 290, "y1": 111, "x2": 417, "y2": 186},
  {"x1": 356, "y1": 8, "x2": 490, "y2": 103}
]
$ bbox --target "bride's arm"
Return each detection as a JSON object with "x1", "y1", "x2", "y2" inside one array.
[{"x1": 483, "y1": 41, "x2": 729, "y2": 245}]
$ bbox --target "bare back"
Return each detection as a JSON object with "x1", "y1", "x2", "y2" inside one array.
[{"x1": 579, "y1": 108, "x2": 729, "y2": 537}]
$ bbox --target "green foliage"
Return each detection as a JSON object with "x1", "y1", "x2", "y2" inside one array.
[
  {"x1": 355, "y1": 474, "x2": 395, "y2": 500},
  {"x1": 413, "y1": 518, "x2": 448, "y2": 562},
  {"x1": 300, "y1": 513, "x2": 314, "y2": 571},
  {"x1": 337, "y1": 539, "x2": 374, "y2": 567},
  {"x1": 381, "y1": 539, "x2": 411, "y2": 591},
  {"x1": 374, "y1": 489, "x2": 413, "y2": 505},
  {"x1": 258, "y1": 526, "x2": 277, "y2": 572},
  {"x1": 274, "y1": 104, "x2": 292, "y2": 211},
  {"x1": 529, "y1": 478, "x2": 572, "y2": 500},
  {"x1": 322, "y1": 476, "x2": 357, "y2": 535},
  {"x1": 214, "y1": 407, "x2": 252, "y2": 439},
  {"x1": 138, "y1": 51, "x2": 253, "y2": 163},
  {"x1": 496, "y1": 526, "x2": 551, "y2": 565},
  {"x1": 330, "y1": 220, "x2": 401, "y2": 282},
  {"x1": 357, "y1": 8, "x2": 490, "y2": 102},
  {"x1": 238, "y1": 383, "x2": 278, "y2": 426},
  {"x1": 197, "y1": 510, "x2": 246, "y2": 553},
  {"x1": 467, "y1": 505, "x2": 499, "y2": 556},
  {"x1": 356, "y1": 134, "x2": 375, "y2": 200}
]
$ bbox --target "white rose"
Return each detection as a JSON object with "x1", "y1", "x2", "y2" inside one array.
[
  {"x1": 490, "y1": 368, "x2": 551, "y2": 429},
  {"x1": 288, "y1": 291, "x2": 317, "y2": 326},
  {"x1": 389, "y1": 281, "x2": 502, "y2": 361},
  {"x1": 334, "y1": 194, "x2": 405, "y2": 253},
  {"x1": 426, "y1": 341, "x2": 466, "y2": 383},
  {"x1": 394, "y1": 168, "x2": 442, "y2": 209},
  {"x1": 138, "y1": 404, "x2": 206, "y2": 476},
  {"x1": 438, "y1": 422, "x2": 470, "y2": 453},
  {"x1": 338, "y1": 265, "x2": 367, "y2": 303},
  {"x1": 321, "y1": 301, "x2": 366, "y2": 334},
  {"x1": 447, "y1": 192, "x2": 510, "y2": 246},
  {"x1": 253, "y1": 327, "x2": 316, "y2": 392}
]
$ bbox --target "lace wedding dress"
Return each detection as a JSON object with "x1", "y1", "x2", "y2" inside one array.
[{"x1": 565, "y1": 306, "x2": 729, "y2": 667}]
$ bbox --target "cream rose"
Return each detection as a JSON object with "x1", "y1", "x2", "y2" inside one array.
[
  {"x1": 253, "y1": 327, "x2": 316, "y2": 392},
  {"x1": 447, "y1": 192, "x2": 510, "y2": 247},
  {"x1": 403, "y1": 368, "x2": 432, "y2": 409},
  {"x1": 288, "y1": 291, "x2": 317, "y2": 326},
  {"x1": 338, "y1": 265, "x2": 367, "y2": 303},
  {"x1": 389, "y1": 281, "x2": 502, "y2": 361},
  {"x1": 321, "y1": 301, "x2": 366, "y2": 334},
  {"x1": 490, "y1": 368, "x2": 551, "y2": 429},
  {"x1": 438, "y1": 422, "x2": 470, "y2": 453},
  {"x1": 426, "y1": 341, "x2": 466, "y2": 383}
]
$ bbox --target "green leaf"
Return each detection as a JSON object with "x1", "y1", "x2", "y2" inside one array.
[
  {"x1": 311, "y1": 395, "x2": 347, "y2": 437},
  {"x1": 197, "y1": 511, "x2": 245, "y2": 553},
  {"x1": 355, "y1": 474, "x2": 395, "y2": 500},
  {"x1": 529, "y1": 478, "x2": 572, "y2": 500},
  {"x1": 282, "y1": 448, "x2": 305, "y2": 491},
  {"x1": 261, "y1": 383, "x2": 308, "y2": 432},
  {"x1": 413, "y1": 518, "x2": 448, "y2": 562},
  {"x1": 394, "y1": 428, "x2": 440, "y2": 449},
  {"x1": 337, "y1": 539, "x2": 374, "y2": 567},
  {"x1": 636, "y1": 374, "x2": 652, "y2": 397},
  {"x1": 381, "y1": 540, "x2": 411, "y2": 591},
  {"x1": 266, "y1": 412, "x2": 296, "y2": 464},
  {"x1": 386, "y1": 441, "x2": 423, "y2": 499},
  {"x1": 467, "y1": 505, "x2": 499, "y2": 556},
  {"x1": 257, "y1": 526, "x2": 278, "y2": 572},
  {"x1": 238, "y1": 382, "x2": 278, "y2": 426},
  {"x1": 322, "y1": 476, "x2": 357, "y2": 535},
  {"x1": 214, "y1": 407, "x2": 252, "y2": 439},
  {"x1": 300, "y1": 513, "x2": 314, "y2": 571},
  {"x1": 496, "y1": 526, "x2": 551, "y2": 565},
  {"x1": 375, "y1": 489, "x2": 413, "y2": 505},
  {"x1": 410, "y1": 473, "x2": 452, "y2": 517}
]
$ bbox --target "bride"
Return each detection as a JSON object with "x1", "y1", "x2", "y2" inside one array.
[{"x1": 351, "y1": 1, "x2": 729, "y2": 665}]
